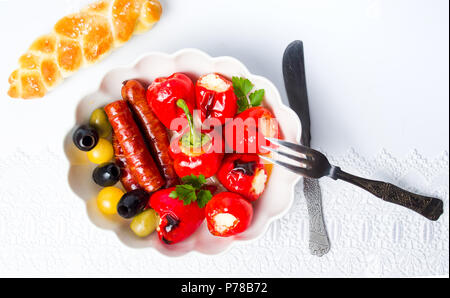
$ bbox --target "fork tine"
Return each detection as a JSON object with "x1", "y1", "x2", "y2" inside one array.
[
  {"x1": 259, "y1": 155, "x2": 311, "y2": 177},
  {"x1": 261, "y1": 146, "x2": 314, "y2": 168},
  {"x1": 265, "y1": 137, "x2": 315, "y2": 157}
]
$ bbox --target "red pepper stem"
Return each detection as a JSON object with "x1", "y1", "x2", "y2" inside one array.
[{"x1": 176, "y1": 99, "x2": 200, "y2": 145}]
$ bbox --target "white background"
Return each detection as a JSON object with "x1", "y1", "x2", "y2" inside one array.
[{"x1": 0, "y1": 0, "x2": 448, "y2": 277}]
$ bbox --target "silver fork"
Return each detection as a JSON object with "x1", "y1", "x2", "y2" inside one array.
[{"x1": 261, "y1": 138, "x2": 444, "y2": 221}]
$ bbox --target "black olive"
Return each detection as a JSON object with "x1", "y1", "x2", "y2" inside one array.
[
  {"x1": 92, "y1": 162, "x2": 121, "y2": 187},
  {"x1": 117, "y1": 190, "x2": 150, "y2": 219},
  {"x1": 73, "y1": 125, "x2": 99, "y2": 152}
]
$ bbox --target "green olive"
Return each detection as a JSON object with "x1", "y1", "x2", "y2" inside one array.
[
  {"x1": 89, "y1": 108, "x2": 112, "y2": 138},
  {"x1": 130, "y1": 209, "x2": 159, "y2": 238}
]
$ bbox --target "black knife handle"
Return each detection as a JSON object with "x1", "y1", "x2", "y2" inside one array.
[
  {"x1": 334, "y1": 168, "x2": 444, "y2": 221},
  {"x1": 283, "y1": 40, "x2": 311, "y2": 147}
]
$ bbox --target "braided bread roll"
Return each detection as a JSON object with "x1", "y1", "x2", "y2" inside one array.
[{"x1": 8, "y1": 0, "x2": 162, "y2": 99}]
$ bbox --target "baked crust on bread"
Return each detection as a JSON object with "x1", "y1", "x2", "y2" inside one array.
[{"x1": 8, "y1": 0, "x2": 162, "y2": 99}]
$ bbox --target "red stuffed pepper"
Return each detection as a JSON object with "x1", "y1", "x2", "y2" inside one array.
[
  {"x1": 196, "y1": 73, "x2": 238, "y2": 127},
  {"x1": 169, "y1": 99, "x2": 223, "y2": 178},
  {"x1": 150, "y1": 188, "x2": 205, "y2": 245},
  {"x1": 224, "y1": 106, "x2": 279, "y2": 154},
  {"x1": 205, "y1": 192, "x2": 253, "y2": 237},
  {"x1": 217, "y1": 154, "x2": 268, "y2": 201},
  {"x1": 147, "y1": 73, "x2": 196, "y2": 131},
  {"x1": 149, "y1": 175, "x2": 216, "y2": 245}
]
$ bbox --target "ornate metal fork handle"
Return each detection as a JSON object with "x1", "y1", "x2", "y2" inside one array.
[
  {"x1": 333, "y1": 168, "x2": 443, "y2": 221},
  {"x1": 262, "y1": 138, "x2": 444, "y2": 221}
]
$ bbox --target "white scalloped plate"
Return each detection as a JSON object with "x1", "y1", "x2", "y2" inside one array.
[{"x1": 64, "y1": 49, "x2": 302, "y2": 257}]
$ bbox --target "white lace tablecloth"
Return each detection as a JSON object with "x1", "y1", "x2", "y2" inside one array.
[
  {"x1": 0, "y1": 147, "x2": 447, "y2": 277},
  {"x1": 0, "y1": 0, "x2": 448, "y2": 277}
]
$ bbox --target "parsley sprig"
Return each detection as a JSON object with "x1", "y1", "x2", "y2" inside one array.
[
  {"x1": 169, "y1": 174, "x2": 213, "y2": 208},
  {"x1": 232, "y1": 77, "x2": 265, "y2": 112}
]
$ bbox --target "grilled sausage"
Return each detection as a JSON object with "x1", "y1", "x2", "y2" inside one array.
[
  {"x1": 122, "y1": 80, "x2": 179, "y2": 187},
  {"x1": 105, "y1": 100, "x2": 165, "y2": 192},
  {"x1": 112, "y1": 133, "x2": 141, "y2": 192}
]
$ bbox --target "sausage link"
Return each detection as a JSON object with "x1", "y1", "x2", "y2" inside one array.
[
  {"x1": 105, "y1": 100, "x2": 165, "y2": 192},
  {"x1": 112, "y1": 133, "x2": 141, "y2": 192},
  {"x1": 122, "y1": 80, "x2": 179, "y2": 187}
]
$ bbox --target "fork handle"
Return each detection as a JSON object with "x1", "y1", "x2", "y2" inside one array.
[{"x1": 333, "y1": 168, "x2": 443, "y2": 221}]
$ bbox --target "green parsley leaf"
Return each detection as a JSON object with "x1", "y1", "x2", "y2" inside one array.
[
  {"x1": 169, "y1": 174, "x2": 213, "y2": 208},
  {"x1": 232, "y1": 76, "x2": 265, "y2": 112},
  {"x1": 232, "y1": 77, "x2": 254, "y2": 98},
  {"x1": 249, "y1": 89, "x2": 265, "y2": 107},
  {"x1": 172, "y1": 184, "x2": 197, "y2": 205},
  {"x1": 237, "y1": 97, "x2": 250, "y2": 113},
  {"x1": 181, "y1": 174, "x2": 207, "y2": 189},
  {"x1": 196, "y1": 189, "x2": 213, "y2": 208}
]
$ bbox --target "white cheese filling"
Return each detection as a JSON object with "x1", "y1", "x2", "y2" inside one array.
[
  {"x1": 259, "y1": 117, "x2": 278, "y2": 138},
  {"x1": 199, "y1": 73, "x2": 229, "y2": 92},
  {"x1": 213, "y1": 213, "x2": 238, "y2": 233},
  {"x1": 251, "y1": 169, "x2": 268, "y2": 195}
]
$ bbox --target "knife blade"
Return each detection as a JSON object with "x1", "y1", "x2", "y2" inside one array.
[{"x1": 282, "y1": 40, "x2": 331, "y2": 256}]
